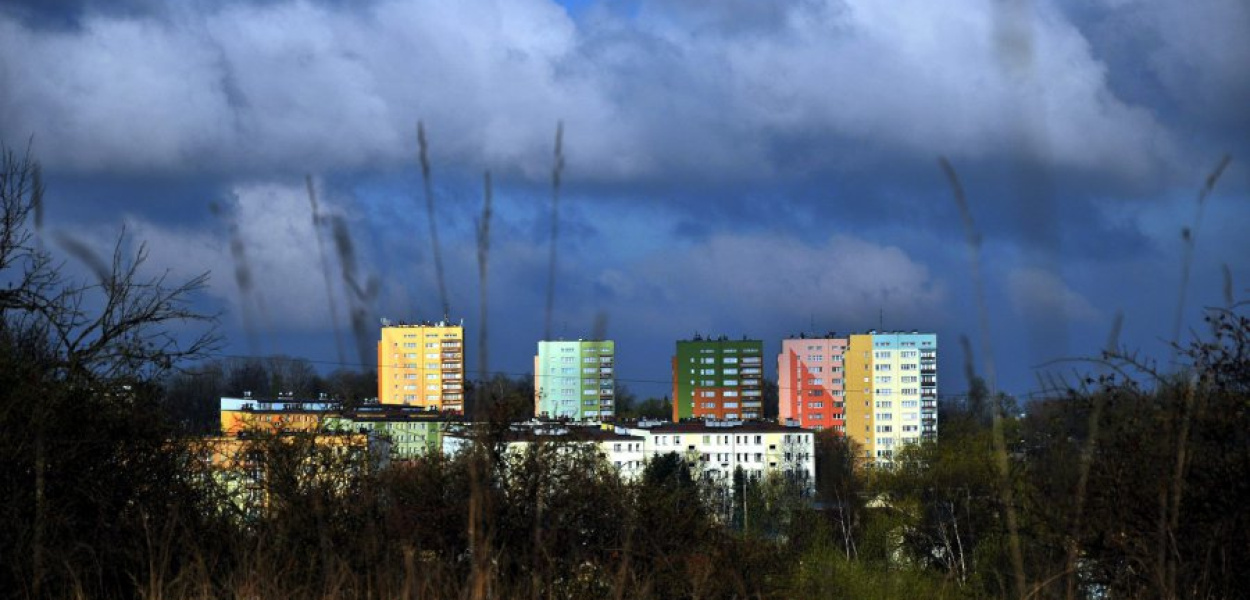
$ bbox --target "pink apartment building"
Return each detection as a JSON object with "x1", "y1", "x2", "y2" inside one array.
[{"x1": 778, "y1": 335, "x2": 848, "y2": 432}]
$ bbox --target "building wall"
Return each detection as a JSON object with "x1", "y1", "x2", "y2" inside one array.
[
  {"x1": 219, "y1": 397, "x2": 337, "y2": 435},
  {"x1": 323, "y1": 416, "x2": 446, "y2": 459},
  {"x1": 671, "y1": 338, "x2": 764, "y2": 421},
  {"x1": 777, "y1": 337, "x2": 848, "y2": 431},
  {"x1": 377, "y1": 321, "x2": 465, "y2": 412},
  {"x1": 621, "y1": 423, "x2": 815, "y2": 489},
  {"x1": 844, "y1": 332, "x2": 937, "y2": 464},
  {"x1": 534, "y1": 340, "x2": 616, "y2": 420}
]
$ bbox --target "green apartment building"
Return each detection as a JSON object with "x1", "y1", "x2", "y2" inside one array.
[
  {"x1": 534, "y1": 340, "x2": 616, "y2": 421},
  {"x1": 323, "y1": 407, "x2": 454, "y2": 460},
  {"x1": 672, "y1": 336, "x2": 764, "y2": 421}
]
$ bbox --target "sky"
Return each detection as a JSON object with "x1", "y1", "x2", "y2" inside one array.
[{"x1": 2, "y1": 0, "x2": 1247, "y2": 400}]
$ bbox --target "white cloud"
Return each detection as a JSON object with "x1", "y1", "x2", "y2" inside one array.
[
  {"x1": 55, "y1": 179, "x2": 367, "y2": 332},
  {"x1": 0, "y1": 0, "x2": 1185, "y2": 182},
  {"x1": 1006, "y1": 266, "x2": 1100, "y2": 322}
]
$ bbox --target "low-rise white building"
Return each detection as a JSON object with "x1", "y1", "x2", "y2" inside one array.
[
  {"x1": 442, "y1": 421, "x2": 647, "y2": 481},
  {"x1": 441, "y1": 419, "x2": 815, "y2": 492},
  {"x1": 615, "y1": 420, "x2": 815, "y2": 491}
]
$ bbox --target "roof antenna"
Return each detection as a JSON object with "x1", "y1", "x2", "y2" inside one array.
[{"x1": 879, "y1": 307, "x2": 884, "y2": 332}]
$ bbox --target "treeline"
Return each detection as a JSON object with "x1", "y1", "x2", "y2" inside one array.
[
  {"x1": 6, "y1": 312, "x2": 1248, "y2": 598},
  {"x1": 159, "y1": 356, "x2": 676, "y2": 431}
]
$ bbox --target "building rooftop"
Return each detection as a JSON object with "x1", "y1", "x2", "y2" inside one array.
[
  {"x1": 617, "y1": 419, "x2": 812, "y2": 435},
  {"x1": 446, "y1": 422, "x2": 643, "y2": 443}
]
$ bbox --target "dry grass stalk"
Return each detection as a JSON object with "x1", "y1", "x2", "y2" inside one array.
[
  {"x1": 939, "y1": 156, "x2": 1027, "y2": 599},
  {"x1": 1171, "y1": 155, "x2": 1231, "y2": 355},
  {"x1": 476, "y1": 170, "x2": 493, "y2": 381},
  {"x1": 1064, "y1": 309, "x2": 1123, "y2": 599},
  {"x1": 417, "y1": 120, "x2": 451, "y2": 319},
  {"x1": 543, "y1": 121, "x2": 565, "y2": 341},
  {"x1": 304, "y1": 175, "x2": 347, "y2": 367}
]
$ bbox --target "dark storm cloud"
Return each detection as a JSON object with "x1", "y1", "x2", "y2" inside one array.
[
  {"x1": 0, "y1": 0, "x2": 1189, "y2": 182},
  {"x1": 5, "y1": 0, "x2": 1247, "y2": 395}
]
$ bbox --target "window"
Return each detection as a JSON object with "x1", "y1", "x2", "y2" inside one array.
[
  {"x1": 874, "y1": 364, "x2": 892, "y2": 371},
  {"x1": 876, "y1": 413, "x2": 893, "y2": 420},
  {"x1": 807, "y1": 378, "x2": 824, "y2": 385},
  {"x1": 724, "y1": 390, "x2": 739, "y2": 397},
  {"x1": 699, "y1": 391, "x2": 716, "y2": 398},
  {"x1": 723, "y1": 357, "x2": 738, "y2": 364},
  {"x1": 876, "y1": 388, "x2": 893, "y2": 396},
  {"x1": 875, "y1": 376, "x2": 892, "y2": 384},
  {"x1": 806, "y1": 355, "x2": 824, "y2": 362},
  {"x1": 874, "y1": 351, "x2": 892, "y2": 359},
  {"x1": 875, "y1": 400, "x2": 892, "y2": 408},
  {"x1": 807, "y1": 389, "x2": 824, "y2": 396}
]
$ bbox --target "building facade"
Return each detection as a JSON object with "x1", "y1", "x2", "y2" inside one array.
[
  {"x1": 219, "y1": 394, "x2": 337, "y2": 435},
  {"x1": 443, "y1": 421, "x2": 647, "y2": 481},
  {"x1": 843, "y1": 332, "x2": 938, "y2": 464},
  {"x1": 533, "y1": 340, "x2": 616, "y2": 420},
  {"x1": 672, "y1": 336, "x2": 764, "y2": 421},
  {"x1": 777, "y1": 335, "x2": 849, "y2": 432},
  {"x1": 324, "y1": 406, "x2": 455, "y2": 461},
  {"x1": 376, "y1": 319, "x2": 465, "y2": 412},
  {"x1": 616, "y1": 420, "x2": 815, "y2": 491}
]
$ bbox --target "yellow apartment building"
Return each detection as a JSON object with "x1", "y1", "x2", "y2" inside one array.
[{"x1": 377, "y1": 319, "x2": 465, "y2": 413}]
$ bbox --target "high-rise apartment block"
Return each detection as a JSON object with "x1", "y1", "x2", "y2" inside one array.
[
  {"x1": 672, "y1": 336, "x2": 764, "y2": 421},
  {"x1": 843, "y1": 332, "x2": 937, "y2": 464},
  {"x1": 533, "y1": 340, "x2": 616, "y2": 421},
  {"x1": 778, "y1": 335, "x2": 849, "y2": 432},
  {"x1": 377, "y1": 319, "x2": 465, "y2": 413}
]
